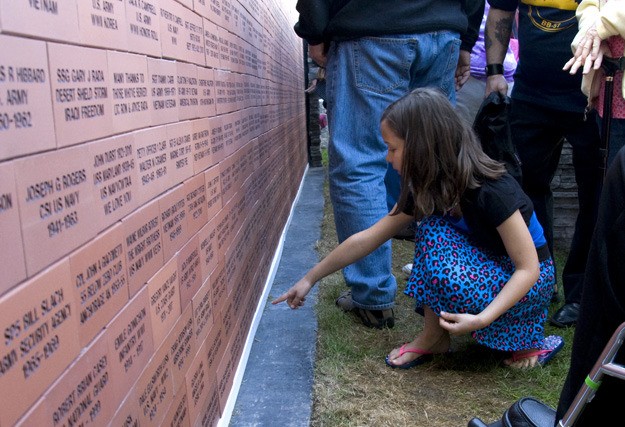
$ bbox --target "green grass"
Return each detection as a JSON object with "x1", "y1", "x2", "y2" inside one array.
[{"x1": 310, "y1": 162, "x2": 576, "y2": 426}]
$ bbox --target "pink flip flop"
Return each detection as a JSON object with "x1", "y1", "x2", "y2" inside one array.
[
  {"x1": 385, "y1": 343, "x2": 434, "y2": 369},
  {"x1": 511, "y1": 335, "x2": 565, "y2": 367}
]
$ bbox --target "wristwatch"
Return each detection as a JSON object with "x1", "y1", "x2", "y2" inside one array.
[{"x1": 485, "y1": 63, "x2": 504, "y2": 76}]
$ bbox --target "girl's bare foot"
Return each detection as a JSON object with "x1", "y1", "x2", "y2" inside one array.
[{"x1": 504, "y1": 349, "x2": 541, "y2": 369}]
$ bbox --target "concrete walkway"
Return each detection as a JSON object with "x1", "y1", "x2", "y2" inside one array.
[{"x1": 229, "y1": 166, "x2": 325, "y2": 426}]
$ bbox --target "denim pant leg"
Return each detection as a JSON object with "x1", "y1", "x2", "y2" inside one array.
[{"x1": 325, "y1": 32, "x2": 459, "y2": 310}]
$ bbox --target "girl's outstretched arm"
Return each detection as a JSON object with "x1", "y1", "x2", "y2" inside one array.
[
  {"x1": 439, "y1": 210, "x2": 540, "y2": 334},
  {"x1": 272, "y1": 210, "x2": 413, "y2": 309}
]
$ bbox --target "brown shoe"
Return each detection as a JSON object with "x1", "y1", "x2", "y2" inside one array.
[
  {"x1": 335, "y1": 290, "x2": 355, "y2": 312},
  {"x1": 354, "y1": 307, "x2": 395, "y2": 329},
  {"x1": 335, "y1": 290, "x2": 395, "y2": 329}
]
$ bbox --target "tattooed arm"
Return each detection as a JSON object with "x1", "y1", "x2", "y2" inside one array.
[{"x1": 484, "y1": 6, "x2": 516, "y2": 96}]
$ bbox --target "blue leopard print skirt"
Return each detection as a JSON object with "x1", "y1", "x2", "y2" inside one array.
[{"x1": 404, "y1": 216, "x2": 555, "y2": 352}]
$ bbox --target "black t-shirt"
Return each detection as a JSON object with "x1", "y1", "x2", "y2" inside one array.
[
  {"x1": 488, "y1": 0, "x2": 587, "y2": 113},
  {"x1": 404, "y1": 173, "x2": 534, "y2": 255}
]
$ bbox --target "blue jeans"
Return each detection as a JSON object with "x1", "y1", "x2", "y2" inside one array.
[{"x1": 325, "y1": 32, "x2": 460, "y2": 310}]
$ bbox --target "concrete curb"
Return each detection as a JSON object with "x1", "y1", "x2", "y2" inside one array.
[{"x1": 229, "y1": 167, "x2": 325, "y2": 426}]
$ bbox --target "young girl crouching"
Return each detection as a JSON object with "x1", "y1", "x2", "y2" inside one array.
[{"x1": 273, "y1": 88, "x2": 562, "y2": 369}]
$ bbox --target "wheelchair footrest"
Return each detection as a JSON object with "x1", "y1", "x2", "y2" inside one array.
[{"x1": 502, "y1": 397, "x2": 556, "y2": 427}]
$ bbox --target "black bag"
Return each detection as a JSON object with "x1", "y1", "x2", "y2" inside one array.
[
  {"x1": 473, "y1": 92, "x2": 522, "y2": 184},
  {"x1": 598, "y1": 56, "x2": 624, "y2": 177}
]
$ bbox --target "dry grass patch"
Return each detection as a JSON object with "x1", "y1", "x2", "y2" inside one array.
[{"x1": 310, "y1": 180, "x2": 575, "y2": 427}]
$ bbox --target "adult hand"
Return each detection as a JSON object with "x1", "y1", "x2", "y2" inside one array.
[
  {"x1": 438, "y1": 311, "x2": 485, "y2": 335},
  {"x1": 485, "y1": 74, "x2": 508, "y2": 97},
  {"x1": 272, "y1": 278, "x2": 313, "y2": 309},
  {"x1": 309, "y1": 43, "x2": 327, "y2": 68},
  {"x1": 563, "y1": 24, "x2": 605, "y2": 75},
  {"x1": 455, "y1": 50, "x2": 472, "y2": 90}
]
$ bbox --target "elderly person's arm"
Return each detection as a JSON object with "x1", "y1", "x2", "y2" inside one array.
[{"x1": 564, "y1": 0, "x2": 625, "y2": 75}]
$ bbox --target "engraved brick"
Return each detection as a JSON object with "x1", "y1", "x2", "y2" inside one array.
[
  {"x1": 16, "y1": 332, "x2": 116, "y2": 427},
  {"x1": 208, "y1": 114, "x2": 226, "y2": 164},
  {"x1": 204, "y1": 164, "x2": 222, "y2": 221},
  {"x1": 148, "y1": 58, "x2": 179, "y2": 127},
  {"x1": 133, "y1": 124, "x2": 172, "y2": 205},
  {"x1": 0, "y1": 260, "x2": 80, "y2": 426},
  {"x1": 211, "y1": 257, "x2": 227, "y2": 316},
  {"x1": 197, "y1": 216, "x2": 218, "y2": 285},
  {"x1": 162, "y1": 382, "x2": 191, "y2": 427},
  {"x1": 202, "y1": 18, "x2": 221, "y2": 69},
  {"x1": 77, "y1": 0, "x2": 128, "y2": 50},
  {"x1": 69, "y1": 223, "x2": 129, "y2": 348},
  {"x1": 184, "y1": 173, "x2": 208, "y2": 236},
  {"x1": 177, "y1": 62, "x2": 200, "y2": 121},
  {"x1": 0, "y1": 160, "x2": 26, "y2": 295},
  {"x1": 159, "y1": 0, "x2": 187, "y2": 62},
  {"x1": 197, "y1": 67, "x2": 216, "y2": 118},
  {"x1": 158, "y1": 184, "x2": 189, "y2": 262},
  {"x1": 213, "y1": 69, "x2": 233, "y2": 115},
  {"x1": 0, "y1": 35, "x2": 56, "y2": 161},
  {"x1": 184, "y1": 338, "x2": 211, "y2": 423},
  {"x1": 88, "y1": 133, "x2": 139, "y2": 228},
  {"x1": 192, "y1": 117, "x2": 214, "y2": 174},
  {"x1": 109, "y1": 387, "x2": 141, "y2": 427},
  {"x1": 216, "y1": 343, "x2": 235, "y2": 415},
  {"x1": 147, "y1": 256, "x2": 181, "y2": 347},
  {"x1": 125, "y1": 0, "x2": 161, "y2": 57},
  {"x1": 121, "y1": 198, "x2": 164, "y2": 297},
  {"x1": 15, "y1": 145, "x2": 98, "y2": 276},
  {"x1": 191, "y1": 277, "x2": 213, "y2": 349},
  {"x1": 193, "y1": 378, "x2": 221, "y2": 427},
  {"x1": 166, "y1": 120, "x2": 195, "y2": 186},
  {"x1": 0, "y1": 0, "x2": 80, "y2": 43},
  {"x1": 177, "y1": 235, "x2": 202, "y2": 310},
  {"x1": 104, "y1": 287, "x2": 154, "y2": 402},
  {"x1": 182, "y1": 7, "x2": 205, "y2": 66},
  {"x1": 164, "y1": 304, "x2": 195, "y2": 391},
  {"x1": 48, "y1": 43, "x2": 112, "y2": 147},
  {"x1": 108, "y1": 51, "x2": 151, "y2": 134},
  {"x1": 134, "y1": 339, "x2": 175, "y2": 425}
]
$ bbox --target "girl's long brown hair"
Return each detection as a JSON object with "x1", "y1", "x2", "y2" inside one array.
[{"x1": 382, "y1": 88, "x2": 506, "y2": 219}]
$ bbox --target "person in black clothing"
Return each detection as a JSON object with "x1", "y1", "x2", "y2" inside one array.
[
  {"x1": 485, "y1": 0, "x2": 603, "y2": 328},
  {"x1": 293, "y1": 0, "x2": 484, "y2": 329}
]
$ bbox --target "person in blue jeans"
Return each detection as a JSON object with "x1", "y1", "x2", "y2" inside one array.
[{"x1": 293, "y1": 0, "x2": 484, "y2": 328}]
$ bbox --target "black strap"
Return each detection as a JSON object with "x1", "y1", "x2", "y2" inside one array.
[{"x1": 599, "y1": 58, "x2": 621, "y2": 177}]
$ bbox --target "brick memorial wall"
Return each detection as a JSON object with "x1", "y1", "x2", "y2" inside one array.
[{"x1": 0, "y1": 0, "x2": 306, "y2": 425}]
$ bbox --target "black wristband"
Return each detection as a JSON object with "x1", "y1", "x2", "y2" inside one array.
[{"x1": 485, "y1": 63, "x2": 504, "y2": 76}]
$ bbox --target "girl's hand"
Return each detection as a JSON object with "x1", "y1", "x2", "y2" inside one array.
[
  {"x1": 438, "y1": 311, "x2": 486, "y2": 335},
  {"x1": 272, "y1": 278, "x2": 313, "y2": 309}
]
